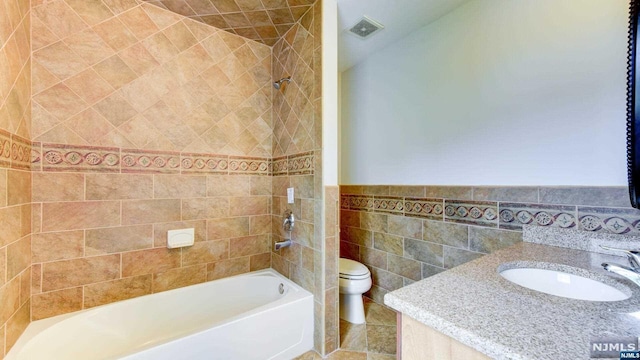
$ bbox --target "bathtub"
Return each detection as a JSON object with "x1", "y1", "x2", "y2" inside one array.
[{"x1": 7, "y1": 269, "x2": 314, "y2": 360}]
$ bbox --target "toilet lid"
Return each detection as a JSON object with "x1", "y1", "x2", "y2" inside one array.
[{"x1": 339, "y1": 258, "x2": 370, "y2": 277}]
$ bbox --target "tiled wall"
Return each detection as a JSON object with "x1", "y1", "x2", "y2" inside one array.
[
  {"x1": 271, "y1": 2, "x2": 335, "y2": 355},
  {"x1": 324, "y1": 185, "x2": 340, "y2": 354},
  {"x1": 141, "y1": 0, "x2": 316, "y2": 46},
  {"x1": 30, "y1": 146, "x2": 275, "y2": 320},
  {"x1": 340, "y1": 185, "x2": 638, "y2": 305},
  {"x1": 271, "y1": 5, "x2": 318, "y2": 158},
  {"x1": 32, "y1": 0, "x2": 272, "y2": 157},
  {"x1": 28, "y1": 0, "x2": 279, "y2": 323},
  {"x1": 0, "y1": 0, "x2": 32, "y2": 355}
]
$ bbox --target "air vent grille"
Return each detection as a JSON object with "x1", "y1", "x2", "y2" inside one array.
[{"x1": 349, "y1": 16, "x2": 384, "y2": 39}]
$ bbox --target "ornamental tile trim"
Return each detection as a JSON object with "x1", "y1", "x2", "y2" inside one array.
[
  {"x1": 444, "y1": 200, "x2": 498, "y2": 227},
  {"x1": 31, "y1": 142, "x2": 42, "y2": 171},
  {"x1": 288, "y1": 151, "x2": 314, "y2": 175},
  {"x1": 346, "y1": 195, "x2": 373, "y2": 212},
  {"x1": 43, "y1": 144, "x2": 120, "y2": 173},
  {"x1": 121, "y1": 149, "x2": 180, "y2": 174},
  {"x1": 180, "y1": 153, "x2": 228, "y2": 174},
  {"x1": 340, "y1": 194, "x2": 350, "y2": 209},
  {"x1": 272, "y1": 156, "x2": 288, "y2": 176},
  {"x1": 404, "y1": 197, "x2": 444, "y2": 220},
  {"x1": 228, "y1": 156, "x2": 270, "y2": 176},
  {"x1": 11, "y1": 135, "x2": 31, "y2": 170},
  {"x1": 498, "y1": 203, "x2": 576, "y2": 230},
  {"x1": 578, "y1": 206, "x2": 640, "y2": 235},
  {"x1": 0, "y1": 129, "x2": 11, "y2": 168},
  {"x1": 25, "y1": 142, "x2": 312, "y2": 176},
  {"x1": 373, "y1": 196, "x2": 404, "y2": 215}
]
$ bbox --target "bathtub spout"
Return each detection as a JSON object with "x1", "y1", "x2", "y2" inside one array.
[{"x1": 275, "y1": 240, "x2": 292, "y2": 251}]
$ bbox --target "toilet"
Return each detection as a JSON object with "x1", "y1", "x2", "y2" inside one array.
[{"x1": 339, "y1": 258, "x2": 372, "y2": 324}]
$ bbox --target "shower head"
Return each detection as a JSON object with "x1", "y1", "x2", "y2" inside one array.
[{"x1": 273, "y1": 76, "x2": 291, "y2": 90}]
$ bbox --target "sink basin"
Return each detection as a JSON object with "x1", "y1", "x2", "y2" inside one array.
[{"x1": 500, "y1": 267, "x2": 629, "y2": 301}]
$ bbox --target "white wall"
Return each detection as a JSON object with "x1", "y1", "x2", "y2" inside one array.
[{"x1": 340, "y1": 0, "x2": 628, "y2": 186}]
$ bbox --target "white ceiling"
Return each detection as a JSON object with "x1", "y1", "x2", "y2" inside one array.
[{"x1": 337, "y1": 0, "x2": 470, "y2": 71}]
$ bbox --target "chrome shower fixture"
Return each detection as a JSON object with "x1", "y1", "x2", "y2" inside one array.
[{"x1": 273, "y1": 76, "x2": 291, "y2": 90}]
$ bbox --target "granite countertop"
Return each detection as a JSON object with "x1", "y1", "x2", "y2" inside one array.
[{"x1": 384, "y1": 226, "x2": 640, "y2": 360}]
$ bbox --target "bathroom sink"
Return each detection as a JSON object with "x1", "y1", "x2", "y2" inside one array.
[{"x1": 499, "y1": 267, "x2": 629, "y2": 301}]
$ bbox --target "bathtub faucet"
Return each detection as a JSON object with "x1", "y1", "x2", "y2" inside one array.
[
  {"x1": 275, "y1": 210, "x2": 294, "y2": 250},
  {"x1": 275, "y1": 239, "x2": 292, "y2": 250}
]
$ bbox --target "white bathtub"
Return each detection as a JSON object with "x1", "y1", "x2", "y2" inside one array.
[{"x1": 7, "y1": 269, "x2": 314, "y2": 360}]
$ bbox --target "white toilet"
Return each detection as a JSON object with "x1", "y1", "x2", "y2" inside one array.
[{"x1": 339, "y1": 258, "x2": 372, "y2": 324}]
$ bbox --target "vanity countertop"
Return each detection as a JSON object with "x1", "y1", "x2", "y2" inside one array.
[{"x1": 384, "y1": 227, "x2": 640, "y2": 360}]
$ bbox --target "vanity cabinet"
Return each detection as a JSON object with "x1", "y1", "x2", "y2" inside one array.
[{"x1": 399, "y1": 314, "x2": 490, "y2": 360}]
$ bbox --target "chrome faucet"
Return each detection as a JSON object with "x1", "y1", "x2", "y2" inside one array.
[
  {"x1": 274, "y1": 210, "x2": 294, "y2": 251},
  {"x1": 274, "y1": 239, "x2": 292, "y2": 251},
  {"x1": 601, "y1": 245, "x2": 640, "y2": 286}
]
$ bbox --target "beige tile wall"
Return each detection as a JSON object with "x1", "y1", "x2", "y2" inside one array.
[
  {"x1": 324, "y1": 185, "x2": 339, "y2": 354},
  {"x1": 141, "y1": 0, "x2": 316, "y2": 46},
  {"x1": 0, "y1": 0, "x2": 32, "y2": 356},
  {"x1": 31, "y1": 170, "x2": 273, "y2": 320},
  {"x1": 28, "y1": 0, "x2": 278, "y2": 325},
  {"x1": 271, "y1": 4, "x2": 318, "y2": 158},
  {"x1": 32, "y1": 0, "x2": 273, "y2": 157}
]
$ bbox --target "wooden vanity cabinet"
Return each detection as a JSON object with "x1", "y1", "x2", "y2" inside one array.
[{"x1": 398, "y1": 314, "x2": 491, "y2": 360}]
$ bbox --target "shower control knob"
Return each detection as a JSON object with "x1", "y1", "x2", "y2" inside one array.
[{"x1": 283, "y1": 210, "x2": 294, "y2": 232}]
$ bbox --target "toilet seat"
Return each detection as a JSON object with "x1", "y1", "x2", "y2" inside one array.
[
  {"x1": 339, "y1": 273, "x2": 370, "y2": 280},
  {"x1": 339, "y1": 258, "x2": 370, "y2": 280}
]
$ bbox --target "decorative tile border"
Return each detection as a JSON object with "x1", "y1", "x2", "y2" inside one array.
[
  {"x1": 404, "y1": 198, "x2": 444, "y2": 220},
  {"x1": 43, "y1": 144, "x2": 120, "y2": 173},
  {"x1": 288, "y1": 151, "x2": 314, "y2": 175},
  {"x1": 23, "y1": 142, "x2": 314, "y2": 176},
  {"x1": 272, "y1": 156, "x2": 288, "y2": 176},
  {"x1": 373, "y1": 196, "x2": 404, "y2": 215},
  {"x1": 11, "y1": 135, "x2": 31, "y2": 170},
  {"x1": 229, "y1": 156, "x2": 270, "y2": 176},
  {"x1": 346, "y1": 195, "x2": 374, "y2": 212},
  {"x1": 578, "y1": 206, "x2": 640, "y2": 235},
  {"x1": 444, "y1": 200, "x2": 498, "y2": 227},
  {"x1": 0, "y1": 129, "x2": 12, "y2": 168},
  {"x1": 0, "y1": 134, "x2": 41, "y2": 171},
  {"x1": 340, "y1": 186, "x2": 640, "y2": 236},
  {"x1": 499, "y1": 203, "x2": 576, "y2": 230},
  {"x1": 31, "y1": 142, "x2": 42, "y2": 171},
  {"x1": 181, "y1": 153, "x2": 228, "y2": 174},
  {"x1": 340, "y1": 194, "x2": 350, "y2": 209},
  {"x1": 341, "y1": 186, "x2": 640, "y2": 235},
  {"x1": 121, "y1": 149, "x2": 180, "y2": 174}
]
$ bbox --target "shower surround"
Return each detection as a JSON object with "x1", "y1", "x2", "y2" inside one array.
[
  {"x1": 0, "y1": 0, "x2": 335, "y2": 357},
  {"x1": 30, "y1": 0, "x2": 275, "y2": 322}
]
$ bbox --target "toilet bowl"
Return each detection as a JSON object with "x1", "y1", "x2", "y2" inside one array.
[{"x1": 339, "y1": 258, "x2": 372, "y2": 324}]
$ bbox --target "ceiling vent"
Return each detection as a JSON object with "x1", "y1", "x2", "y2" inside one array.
[{"x1": 348, "y1": 16, "x2": 384, "y2": 39}]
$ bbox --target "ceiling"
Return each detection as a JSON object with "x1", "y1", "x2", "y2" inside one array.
[
  {"x1": 337, "y1": 0, "x2": 470, "y2": 71},
  {"x1": 143, "y1": 0, "x2": 316, "y2": 45}
]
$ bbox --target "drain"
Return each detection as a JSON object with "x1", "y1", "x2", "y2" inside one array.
[{"x1": 279, "y1": 283, "x2": 285, "y2": 294}]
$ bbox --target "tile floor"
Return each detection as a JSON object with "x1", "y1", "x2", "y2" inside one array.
[{"x1": 296, "y1": 299, "x2": 398, "y2": 360}]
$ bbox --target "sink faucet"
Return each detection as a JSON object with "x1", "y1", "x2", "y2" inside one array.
[{"x1": 601, "y1": 245, "x2": 640, "y2": 286}]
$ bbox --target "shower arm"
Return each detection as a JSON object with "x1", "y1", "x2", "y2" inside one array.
[{"x1": 273, "y1": 76, "x2": 292, "y2": 90}]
